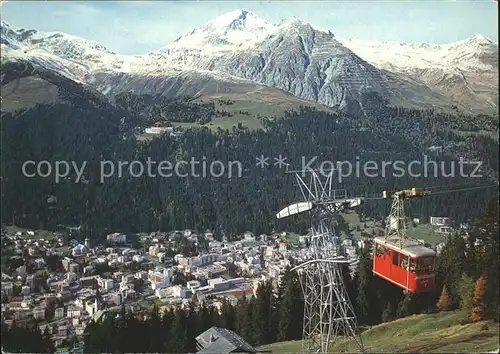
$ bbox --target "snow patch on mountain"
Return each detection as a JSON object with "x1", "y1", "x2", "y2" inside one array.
[
  {"x1": 1, "y1": 12, "x2": 497, "y2": 115},
  {"x1": 165, "y1": 10, "x2": 275, "y2": 52},
  {"x1": 0, "y1": 22, "x2": 122, "y2": 71},
  {"x1": 341, "y1": 34, "x2": 498, "y2": 72}
]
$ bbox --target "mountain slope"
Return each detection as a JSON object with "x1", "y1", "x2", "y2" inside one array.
[
  {"x1": 0, "y1": 59, "x2": 118, "y2": 112},
  {"x1": 138, "y1": 11, "x2": 463, "y2": 113},
  {"x1": 1, "y1": 19, "x2": 331, "y2": 117},
  {"x1": 341, "y1": 35, "x2": 499, "y2": 115},
  {"x1": 259, "y1": 311, "x2": 499, "y2": 353},
  {"x1": 1, "y1": 12, "x2": 498, "y2": 116}
]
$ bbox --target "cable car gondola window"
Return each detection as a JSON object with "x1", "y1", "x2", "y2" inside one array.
[
  {"x1": 392, "y1": 250, "x2": 399, "y2": 266},
  {"x1": 375, "y1": 243, "x2": 383, "y2": 257},
  {"x1": 417, "y1": 256, "x2": 435, "y2": 274},
  {"x1": 409, "y1": 258, "x2": 416, "y2": 273},
  {"x1": 400, "y1": 254, "x2": 409, "y2": 270}
]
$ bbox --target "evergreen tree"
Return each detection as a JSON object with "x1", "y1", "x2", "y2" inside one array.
[
  {"x1": 277, "y1": 269, "x2": 303, "y2": 341},
  {"x1": 198, "y1": 301, "x2": 212, "y2": 334},
  {"x1": 252, "y1": 282, "x2": 271, "y2": 346},
  {"x1": 435, "y1": 233, "x2": 467, "y2": 308},
  {"x1": 162, "y1": 308, "x2": 175, "y2": 350},
  {"x1": 354, "y1": 247, "x2": 378, "y2": 324},
  {"x1": 397, "y1": 294, "x2": 420, "y2": 318},
  {"x1": 1, "y1": 320, "x2": 54, "y2": 353},
  {"x1": 43, "y1": 326, "x2": 55, "y2": 353},
  {"x1": 472, "y1": 200, "x2": 499, "y2": 321},
  {"x1": 147, "y1": 305, "x2": 164, "y2": 352},
  {"x1": 124, "y1": 309, "x2": 145, "y2": 353},
  {"x1": 185, "y1": 303, "x2": 200, "y2": 352},
  {"x1": 219, "y1": 299, "x2": 236, "y2": 331},
  {"x1": 458, "y1": 274, "x2": 475, "y2": 312},
  {"x1": 381, "y1": 302, "x2": 396, "y2": 323},
  {"x1": 235, "y1": 295, "x2": 252, "y2": 343},
  {"x1": 83, "y1": 320, "x2": 102, "y2": 353},
  {"x1": 167, "y1": 309, "x2": 189, "y2": 353},
  {"x1": 269, "y1": 280, "x2": 281, "y2": 344}
]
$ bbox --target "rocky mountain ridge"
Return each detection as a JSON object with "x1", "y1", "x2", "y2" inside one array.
[{"x1": 1, "y1": 11, "x2": 498, "y2": 115}]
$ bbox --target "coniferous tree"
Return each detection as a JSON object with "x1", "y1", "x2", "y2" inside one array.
[
  {"x1": 43, "y1": 326, "x2": 55, "y2": 353},
  {"x1": 381, "y1": 302, "x2": 396, "y2": 322},
  {"x1": 198, "y1": 301, "x2": 212, "y2": 334},
  {"x1": 167, "y1": 309, "x2": 189, "y2": 353},
  {"x1": 162, "y1": 308, "x2": 175, "y2": 350},
  {"x1": 397, "y1": 294, "x2": 420, "y2": 318},
  {"x1": 245, "y1": 298, "x2": 255, "y2": 344},
  {"x1": 472, "y1": 201, "x2": 499, "y2": 321},
  {"x1": 235, "y1": 295, "x2": 253, "y2": 343},
  {"x1": 147, "y1": 305, "x2": 164, "y2": 352},
  {"x1": 435, "y1": 233, "x2": 467, "y2": 308},
  {"x1": 269, "y1": 280, "x2": 281, "y2": 344},
  {"x1": 219, "y1": 299, "x2": 236, "y2": 331},
  {"x1": 251, "y1": 280, "x2": 277, "y2": 345},
  {"x1": 185, "y1": 303, "x2": 200, "y2": 353},
  {"x1": 277, "y1": 269, "x2": 303, "y2": 341},
  {"x1": 354, "y1": 246, "x2": 378, "y2": 324},
  {"x1": 83, "y1": 320, "x2": 103, "y2": 353},
  {"x1": 458, "y1": 274, "x2": 475, "y2": 312}
]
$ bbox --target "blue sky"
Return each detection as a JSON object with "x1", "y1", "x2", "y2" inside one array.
[{"x1": 1, "y1": 0, "x2": 498, "y2": 54}]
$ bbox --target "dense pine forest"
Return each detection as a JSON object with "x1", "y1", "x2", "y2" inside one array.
[
  {"x1": 114, "y1": 93, "x2": 218, "y2": 125},
  {"x1": 1, "y1": 93, "x2": 498, "y2": 239},
  {"x1": 1, "y1": 201, "x2": 497, "y2": 353}
]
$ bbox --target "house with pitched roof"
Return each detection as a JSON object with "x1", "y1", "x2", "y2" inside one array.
[{"x1": 195, "y1": 326, "x2": 257, "y2": 353}]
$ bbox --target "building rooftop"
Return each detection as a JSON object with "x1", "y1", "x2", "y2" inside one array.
[
  {"x1": 196, "y1": 326, "x2": 256, "y2": 354},
  {"x1": 374, "y1": 237, "x2": 436, "y2": 257}
]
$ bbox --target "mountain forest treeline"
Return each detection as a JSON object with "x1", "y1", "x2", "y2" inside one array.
[
  {"x1": 1, "y1": 96, "x2": 497, "y2": 239},
  {"x1": 1, "y1": 200, "x2": 497, "y2": 353}
]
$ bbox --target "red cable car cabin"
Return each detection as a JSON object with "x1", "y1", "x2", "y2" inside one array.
[{"x1": 373, "y1": 236, "x2": 436, "y2": 293}]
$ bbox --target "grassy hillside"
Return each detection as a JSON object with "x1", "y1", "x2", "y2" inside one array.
[
  {"x1": 137, "y1": 87, "x2": 333, "y2": 140},
  {"x1": 1, "y1": 76, "x2": 66, "y2": 111},
  {"x1": 259, "y1": 311, "x2": 499, "y2": 353},
  {"x1": 168, "y1": 87, "x2": 333, "y2": 133},
  {"x1": 199, "y1": 87, "x2": 331, "y2": 130}
]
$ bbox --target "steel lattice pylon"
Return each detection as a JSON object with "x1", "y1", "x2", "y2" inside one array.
[
  {"x1": 279, "y1": 170, "x2": 365, "y2": 353},
  {"x1": 384, "y1": 190, "x2": 423, "y2": 249}
]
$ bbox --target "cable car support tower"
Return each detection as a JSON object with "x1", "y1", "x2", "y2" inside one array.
[
  {"x1": 382, "y1": 188, "x2": 431, "y2": 249},
  {"x1": 277, "y1": 169, "x2": 365, "y2": 353}
]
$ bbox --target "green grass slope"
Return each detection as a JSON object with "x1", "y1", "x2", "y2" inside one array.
[
  {"x1": 1, "y1": 76, "x2": 66, "y2": 111},
  {"x1": 169, "y1": 87, "x2": 333, "y2": 132},
  {"x1": 259, "y1": 311, "x2": 499, "y2": 353}
]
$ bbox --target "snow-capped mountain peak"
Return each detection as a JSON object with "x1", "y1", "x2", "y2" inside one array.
[
  {"x1": 207, "y1": 9, "x2": 264, "y2": 30},
  {"x1": 446, "y1": 33, "x2": 496, "y2": 54},
  {"x1": 1, "y1": 15, "x2": 497, "y2": 116},
  {"x1": 1, "y1": 21, "x2": 23, "y2": 49},
  {"x1": 463, "y1": 34, "x2": 494, "y2": 45},
  {"x1": 168, "y1": 10, "x2": 274, "y2": 51},
  {"x1": 0, "y1": 21, "x2": 123, "y2": 83},
  {"x1": 1, "y1": 21, "x2": 115, "y2": 60}
]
